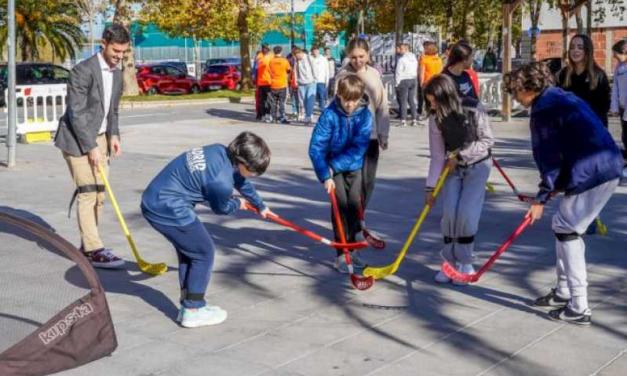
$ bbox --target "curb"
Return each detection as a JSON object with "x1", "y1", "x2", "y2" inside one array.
[{"x1": 120, "y1": 96, "x2": 255, "y2": 109}]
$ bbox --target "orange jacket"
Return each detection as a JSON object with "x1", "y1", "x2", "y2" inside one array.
[{"x1": 256, "y1": 53, "x2": 273, "y2": 87}]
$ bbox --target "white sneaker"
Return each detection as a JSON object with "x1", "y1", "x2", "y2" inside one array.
[
  {"x1": 411, "y1": 119, "x2": 418, "y2": 127},
  {"x1": 350, "y1": 252, "x2": 366, "y2": 269},
  {"x1": 452, "y1": 264, "x2": 475, "y2": 286},
  {"x1": 180, "y1": 305, "x2": 227, "y2": 328},
  {"x1": 400, "y1": 120, "x2": 407, "y2": 127},
  {"x1": 334, "y1": 255, "x2": 350, "y2": 274},
  {"x1": 434, "y1": 271, "x2": 451, "y2": 284}
]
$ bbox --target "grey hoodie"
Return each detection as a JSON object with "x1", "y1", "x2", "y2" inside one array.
[{"x1": 297, "y1": 54, "x2": 316, "y2": 85}]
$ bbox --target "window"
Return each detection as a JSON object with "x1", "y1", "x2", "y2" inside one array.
[{"x1": 206, "y1": 65, "x2": 229, "y2": 74}]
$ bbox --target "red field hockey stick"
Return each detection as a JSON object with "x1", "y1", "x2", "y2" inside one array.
[
  {"x1": 492, "y1": 158, "x2": 534, "y2": 203},
  {"x1": 244, "y1": 202, "x2": 368, "y2": 250},
  {"x1": 330, "y1": 190, "x2": 375, "y2": 290},
  {"x1": 441, "y1": 215, "x2": 532, "y2": 283}
]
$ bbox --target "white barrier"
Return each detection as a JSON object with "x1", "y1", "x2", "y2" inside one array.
[
  {"x1": 382, "y1": 72, "x2": 511, "y2": 113},
  {"x1": 4, "y1": 84, "x2": 67, "y2": 137}
]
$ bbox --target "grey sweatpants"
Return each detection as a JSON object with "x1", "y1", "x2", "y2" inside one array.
[
  {"x1": 440, "y1": 159, "x2": 491, "y2": 265},
  {"x1": 552, "y1": 179, "x2": 619, "y2": 313}
]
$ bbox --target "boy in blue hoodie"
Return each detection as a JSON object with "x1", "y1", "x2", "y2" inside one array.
[
  {"x1": 309, "y1": 74, "x2": 372, "y2": 273},
  {"x1": 504, "y1": 63, "x2": 622, "y2": 326},
  {"x1": 141, "y1": 132, "x2": 272, "y2": 328}
]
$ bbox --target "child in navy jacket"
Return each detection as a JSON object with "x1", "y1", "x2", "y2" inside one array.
[
  {"x1": 141, "y1": 132, "x2": 272, "y2": 328},
  {"x1": 504, "y1": 63, "x2": 622, "y2": 326},
  {"x1": 309, "y1": 74, "x2": 372, "y2": 273}
]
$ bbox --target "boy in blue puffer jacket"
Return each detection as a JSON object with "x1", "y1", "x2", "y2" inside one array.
[
  {"x1": 504, "y1": 63, "x2": 622, "y2": 326},
  {"x1": 309, "y1": 74, "x2": 372, "y2": 273}
]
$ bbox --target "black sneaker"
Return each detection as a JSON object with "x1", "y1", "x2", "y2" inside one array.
[
  {"x1": 548, "y1": 306, "x2": 591, "y2": 326},
  {"x1": 533, "y1": 288, "x2": 569, "y2": 308},
  {"x1": 280, "y1": 118, "x2": 291, "y2": 124}
]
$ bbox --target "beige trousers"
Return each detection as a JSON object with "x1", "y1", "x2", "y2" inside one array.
[{"x1": 63, "y1": 134, "x2": 109, "y2": 252}]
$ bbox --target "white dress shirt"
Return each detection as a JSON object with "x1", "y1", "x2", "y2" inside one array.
[{"x1": 97, "y1": 52, "x2": 116, "y2": 135}]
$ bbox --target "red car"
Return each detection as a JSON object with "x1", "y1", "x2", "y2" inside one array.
[
  {"x1": 200, "y1": 64, "x2": 240, "y2": 91},
  {"x1": 136, "y1": 64, "x2": 200, "y2": 95}
]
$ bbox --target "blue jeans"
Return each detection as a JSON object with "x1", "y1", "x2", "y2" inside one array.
[
  {"x1": 316, "y1": 83, "x2": 328, "y2": 111},
  {"x1": 298, "y1": 83, "x2": 316, "y2": 119},
  {"x1": 145, "y1": 217, "x2": 215, "y2": 309},
  {"x1": 440, "y1": 160, "x2": 491, "y2": 265}
]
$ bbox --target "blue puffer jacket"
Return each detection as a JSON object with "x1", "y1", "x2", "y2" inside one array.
[
  {"x1": 309, "y1": 98, "x2": 372, "y2": 182},
  {"x1": 530, "y1": 87, "x2": 623, "y2": 203}
]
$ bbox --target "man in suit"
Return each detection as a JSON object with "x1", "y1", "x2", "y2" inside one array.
[{"x1": 55, "y1": 24, "x2": 130, "y2": 268}]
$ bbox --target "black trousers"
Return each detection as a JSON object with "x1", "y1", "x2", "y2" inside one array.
[
  {"x1": 396, "y1": 78, "x2": 417, "y2": 120},
  {"x1": 361, "y1": 139, "x2": 380, "y2": 210},
  {"x1": 270, "y1": 88, "x2": 287, "y2": 121},
  {"x1": 258, "y1": 85, "x2": 272, "y2": 117},
  {"x1": 332, "y1": 170, "x2": 363, "y2": 256},
  {"x1": 417, "y1": 82, "x2": 424, "y2": 115}
]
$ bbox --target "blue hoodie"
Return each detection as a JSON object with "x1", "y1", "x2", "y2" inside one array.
[
  {"x1": 530, "y1": 87, "x2": 622, "y2": 203},
  {"x1": 308, "y1": 98, "x2": 372, "y2": 182},
  {"x1": 141, "y1": 144, "x2": 265, "y2": 227}
]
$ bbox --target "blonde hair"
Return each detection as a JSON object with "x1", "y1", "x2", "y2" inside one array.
[{"x1": 336, "y1": 74, "x2": 365, "y2": 101}]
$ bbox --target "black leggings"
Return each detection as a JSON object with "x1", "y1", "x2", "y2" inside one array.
[
  {"x1": 361, "y1": 139, "x2": 380, "y2": 209},
  {"x1": 332, "y1": 170, "x2": 363, "y2": 256}
]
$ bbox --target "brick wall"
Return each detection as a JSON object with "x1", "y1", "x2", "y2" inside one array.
[{"x1": 527, "y1": 28, "x2": 627, "y2": 73}]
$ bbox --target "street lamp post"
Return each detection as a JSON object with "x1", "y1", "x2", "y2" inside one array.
[
  {"x1": 6, "y1": 0, "x2": 17, "y2": 167},
  {"x1": 290, "y1": 0, "x2": 295, "y2": 48}
]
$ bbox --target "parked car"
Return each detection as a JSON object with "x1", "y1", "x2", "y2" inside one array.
[
  {"x1": 0, "y1": 62, "x2": 70, "y2": 106},
  {"x1": 136, "y1": 64, "x2": 200, "y2": 95},
  {"x1": 200, "y1": 64, "x2": 241, "y2": 91},
  {"x1": 206, "y1": 57, "x2": 240, "y2": 68},
  {"x1": 159, "y1": 61, "x2": 190, "y2": 75}
]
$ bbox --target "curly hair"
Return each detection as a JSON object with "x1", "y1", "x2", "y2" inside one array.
[{"x1": 503, "y1": 62, "x2": 554, "y2": 95}]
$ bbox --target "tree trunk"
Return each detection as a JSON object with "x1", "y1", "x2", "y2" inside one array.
[
  {"x1": 586, "y1": 0, "x2": 592, "y2": 35},
  {"x1": 460, "y1": 0, "x2": 472, "y2": 40},
  {"x1": 529, "y1": 0, "x2": 542, "y2": 62},
  {"x1": 113, "y1": 0, "x2": 140, "y2": 96},
  {"x1": 575, "y1": 7, "x2": 584, "y2": 34},
  {"x1": 237, "y1": 0, "x2": 253, "y2": 90},
  {"x1": 559, "y1": 2, "x2": 570, "y2": 65},
  {"x1": 394, "y1": 0, "x2": 405, "y2": 49},
  {"x1": 445, "y1": 0, "x2": 454, "y2": 41}
]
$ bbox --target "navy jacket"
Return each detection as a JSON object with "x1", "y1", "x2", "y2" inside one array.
[
  {"x1": 308, "y1": 98, "x2": 372, "y2": 182},
  {"x1": 141, "y1": 144, "x2": 265, "y2": 227},
  {"x1": 530, "y1": 87, "x2": 622, "y2": 203}
]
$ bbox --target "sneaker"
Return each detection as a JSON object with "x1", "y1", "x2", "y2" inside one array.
[
  {"x1": 264, "y1": 115, "x2": 273, "y2": 123},
  {"x1": 434, "y1": 270, "x2": 452, "y2": 284},
  {"x1": 533, "y1": 288, "x2": 570, "y2": 308},
  {"x1": 280, "y1": 118, "x2": 291, "y2": 124},
  {"x1": 548, "y1": 306, "x2": 591, "y2": 326},
  {"x1": 85, "y1": 248, "x2": 125, "y2": 269},
  {"x1": 434, "y1": 263, "x2": 452, "y2": 284},
  {"x1": 180, "y1": 305, "x2": 227, "y2": 328},
  {"x1": 400, "y1": 120, "x2": 407, "y2": 127},
  {"x1": 334, "y1": 255, "x2": 350, "y2": 274},
  {"x1": 411, "y1": 119, "x2": 418, "y2": 127},
  {"x1": 452, "y1": 263, "x2": 475, "y2": 286},
  {"x1": 350, "y1": 252, "x2": 366, "y2": 269},
  {"x1": 176, "y1": 307, "x2": 184, "y2": 322}
]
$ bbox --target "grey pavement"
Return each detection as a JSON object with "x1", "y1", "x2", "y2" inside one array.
[{"x1": 0, "y1": 102, "x2": 626, "y2": 376}]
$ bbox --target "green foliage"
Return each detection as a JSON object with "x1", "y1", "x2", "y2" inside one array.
[{"x1": 0, "y1": 0, "x2": 85, "y2": 62}]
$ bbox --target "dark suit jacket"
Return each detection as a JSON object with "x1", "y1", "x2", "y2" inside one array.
[{"x1": 55, "y1": 54, "x2": 123, "y2": 157}]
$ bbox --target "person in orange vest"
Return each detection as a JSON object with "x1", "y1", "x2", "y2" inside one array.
[
  {"x1": 256, "y1": 44, "x2": 273, "y2": 122},
  {"x1": 268, "y1": 46, "x2": 291, "y2": 124},
  {"x1": 419, "y1": 41, "x2": 444, "y2": 121}
]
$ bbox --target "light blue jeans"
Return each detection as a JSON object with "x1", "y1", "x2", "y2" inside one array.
[
  {"x1": 440, "y1": 159, "x2": 491, "y2": 265},
  {"x1": 298, "y1": 83, "x2": 316, "y2": 119}
]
